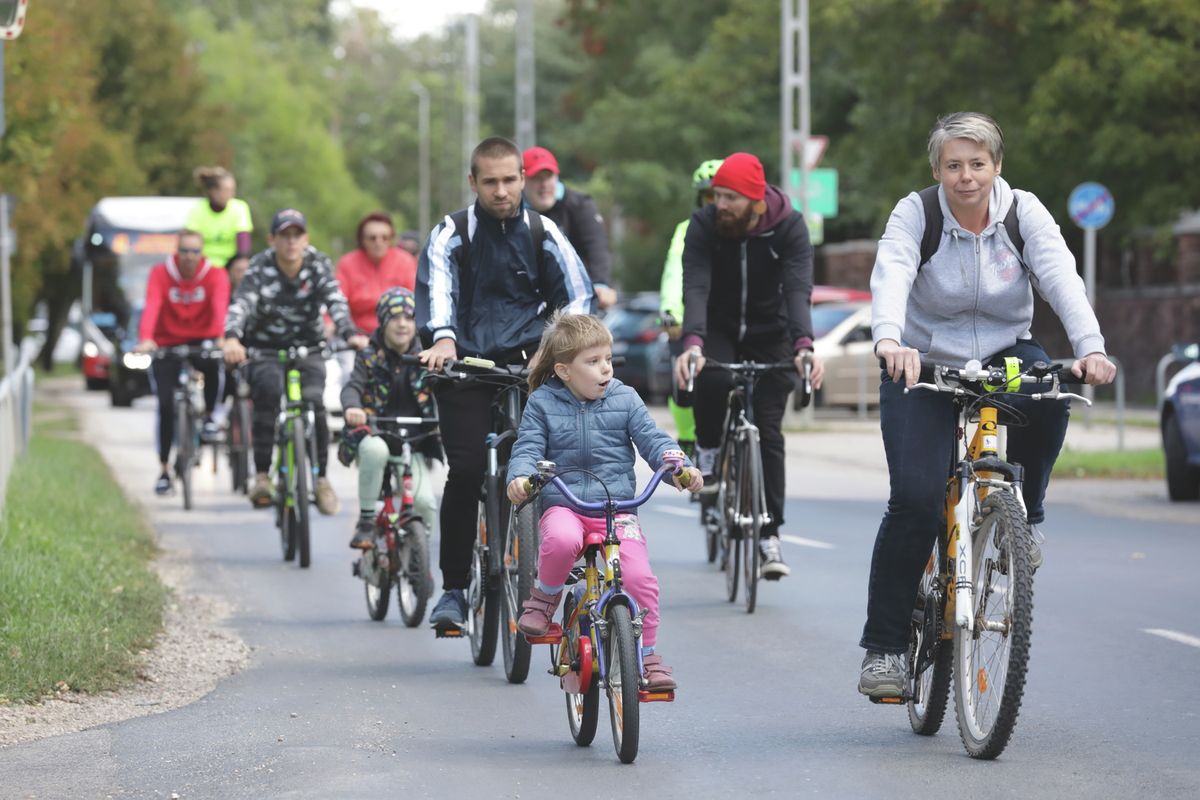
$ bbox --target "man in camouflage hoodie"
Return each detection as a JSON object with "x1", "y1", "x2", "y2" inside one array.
[
  {"x1": 223, "y1": 209, "x2": 368, "y2": 512},
  {"x1": 339, "y1": 287, "x2": 441, "y2": 549}
]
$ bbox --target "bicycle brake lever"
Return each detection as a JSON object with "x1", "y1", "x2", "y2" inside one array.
[{"x1": 903, "y1": 382, "x2": 939, "y2": 394}]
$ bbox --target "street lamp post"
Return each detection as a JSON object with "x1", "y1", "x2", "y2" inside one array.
[{"x1": 410, "y1": 81, "x2": 431, "y2": 237}]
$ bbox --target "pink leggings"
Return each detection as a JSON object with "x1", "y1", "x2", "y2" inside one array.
[{"x1": 537, "y1": 505, "x2": 661, "y2": 648}]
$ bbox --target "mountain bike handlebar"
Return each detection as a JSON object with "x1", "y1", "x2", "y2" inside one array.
[
  {"x1": 518, "y1": 453, "x2": 687, "y2": 515},
  {"x1": 903, "y1": 359, "x2": 1091, "y2": 405},
  {"x1": 153, "y1": 343, "x2": 223, "y2": 360}
]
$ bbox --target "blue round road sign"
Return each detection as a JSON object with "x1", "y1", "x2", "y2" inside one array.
[{"x1": 1068, "y1": 182, "x2": 1114, "y2": 230}]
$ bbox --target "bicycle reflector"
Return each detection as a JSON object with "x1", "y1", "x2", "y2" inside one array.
[{"x1": 983, "y1": 357, "x2": 1022, "y2": 393}]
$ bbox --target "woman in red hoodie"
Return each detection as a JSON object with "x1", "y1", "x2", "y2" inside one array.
[
  {"x1": 136, "y1": 229, "x2": 230, "y2": 495},
  {"x1": 335, "y1": 212, "x2": 417, "y2": 334}
]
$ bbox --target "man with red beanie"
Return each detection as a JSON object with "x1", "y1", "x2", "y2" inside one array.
[
  {"x1": 523, "y1": 145, "x2": 617, "y2": 308},
  {"x1": 135, "y1": 229, "x2": 230, "y2": 495},
  {"x1": 671, "y1": 152, "x2": 825, "y2": 581}
]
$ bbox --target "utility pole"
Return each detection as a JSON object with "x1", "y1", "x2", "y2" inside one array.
[
  {"x1": 411, "y1": 81, "x2": 431, "y2": 237},
  {"x1": 780, "y1": 0, "x2": 810, "y2": 215},
  {"x1": 514, "y1": 0, "x2": 536, "y2": 149},
  {"x1": 462, "y1": 13, "x2": 480, "y2": 205}
]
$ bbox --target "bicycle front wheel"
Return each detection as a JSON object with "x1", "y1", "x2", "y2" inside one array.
[
  {"x1": 953, "y1": 490, "x2": 1034, "y2": 759},
  {"x1": 175, "y1": 397, "x2": 194, "y2": 511},
  {"x1": 397, "y1": 519, "x2": 431, "y2": 627},
  {"x1": 229, "y1": 398, "x2": 251, "y2": 494},
  {"x1": 718, "y1": 444, "x2": 740, "y2": 602},
  {"x1": 363, "y1": 537, "x2": 392, "y2": 622},
  {"x1": 468, "y1": 495, "x2": 500, "y2": 666},
  {"x1": 908, "y1": 537, "x2": 952, "y2": 735},
  {"x1": 501, "y1": 502, "x2": 537, "y2": 684},
  {"x1": 605, "y1": 603, "x2": 641, "y2": 764},
  {"x1": 292, "y1": 418, "x2": 312, "y2": 569},
  {"x1": 740, "y1": 432, "x2": 764, "y2": 615}
]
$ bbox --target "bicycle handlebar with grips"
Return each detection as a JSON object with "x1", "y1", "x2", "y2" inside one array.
[
  {"x1": 516, "y1": 452, "x2": 688, "y2": 516},
  {"x1": 889, "y1": 358, "x2": 1091, "y2": 405},
  {"x1": 153, "y1": 342, "x2": 224, "y2": 360}
]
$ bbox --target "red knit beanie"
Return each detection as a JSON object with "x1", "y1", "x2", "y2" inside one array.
[{"x1": 712, "y1": 152, "x2": 766, "y2": 201}]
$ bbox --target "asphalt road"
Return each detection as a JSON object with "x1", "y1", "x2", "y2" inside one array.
[{"x1": 2, "y1": 389, "x2": 1198, "y2": 799}]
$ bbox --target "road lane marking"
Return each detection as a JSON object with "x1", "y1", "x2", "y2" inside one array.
[
  {"x1": 1143, "y1": 628, "x2": 1200, "y2": 649},
  {"x1": 657, "y1": 507, "x2": 696, "y2": 518},
  {"x1": 780, "y1": 534, "x2": 835, "y2": 550}
]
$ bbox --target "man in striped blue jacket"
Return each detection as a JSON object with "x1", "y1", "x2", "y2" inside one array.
[{"x1": 416, "y1": 136, "x2": 595, "y2": 632}]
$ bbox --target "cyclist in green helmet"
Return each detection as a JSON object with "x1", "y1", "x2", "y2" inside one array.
[{"x1": 659, "y1": 159, "x2": 722, "y2": 454}]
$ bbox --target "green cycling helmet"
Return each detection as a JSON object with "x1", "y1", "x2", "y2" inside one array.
[{"x1": 692, "y1": 159, "x2": 724, "y2": 191}]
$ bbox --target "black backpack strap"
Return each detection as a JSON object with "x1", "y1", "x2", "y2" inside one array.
[
  {"x1": 918, "y1": 184, "x2": 942, "y2": 268},
  {"x1": 450, "y1": 208, "x2": 471, "y2": 266},
  {"x1": 1000, "y1": 194, "x2": 1024, "y2": 267},
  {"x1": 527, "y1": 209, "x2": 546, "y2": 275}
]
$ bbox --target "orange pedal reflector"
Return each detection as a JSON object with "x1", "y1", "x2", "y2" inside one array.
[
  {"x1": 524, "y1": 623, "x2": 563, "y2": 645},
  {"x1": 638, "y1": 690, "x2": 675, "y2": 703},
  {"x1": 877, "y1": 696, "x2": 903, "y2": 704},
  {"x1": 435, "y1": 628, "x2": 463, "y2": 638}
]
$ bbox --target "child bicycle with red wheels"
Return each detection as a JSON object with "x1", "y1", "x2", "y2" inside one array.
[{"x1": 505, "y1": 313, "x2": 703, "y2": 696}]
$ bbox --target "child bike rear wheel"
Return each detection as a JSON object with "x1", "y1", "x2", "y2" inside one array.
[
  {"x1": 953, "y1": 491, "x2": 1034, "y2": 759},
  {"x1": 562, "y1": 593, "x2": 599, "y2": 746},
  {"x1": 363, "y1": 539, "x2": 392, "y2": 621},
  {"x1": 908, "y1": 538, "x2": 952, "y2": 735},
  {"x1": 397, "y1": 519, "x2": 431, "y2": 627},
  {"x1": 605, "y1": 603, "x2": 641, "y2": 764}
]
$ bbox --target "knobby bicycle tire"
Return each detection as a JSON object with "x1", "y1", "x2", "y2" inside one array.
[
  {"x1": 741, "y1": 432, "x2": 764, "y2": 614},
  {"x1": 606, "y1": 603, "x2": 641, "y2": 764},
  {"x1": 953, "y1": 490, "x2": 1034, "y2": 759},
  {"x1": 719, "y1": 443, "x2": 740, "y2": 602},
  {"x1": 293, "y1": 418, "x2": 312, "y2": 569},
  {"x1": 502, "y1": 502, "x2": 537, "y2": 684},
  {"x1": 397, "y1": 519, "x2": 431, "y2": 627},
  {"x1": 908, "y1": 537, "x2": 952, "y2": 735},
  {"x1": 363, "y1": 529, "x2": 392, "y2": 621}
]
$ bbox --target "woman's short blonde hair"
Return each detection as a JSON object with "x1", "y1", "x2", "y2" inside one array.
[
  {"x1": 927, "y1": 112, "x2": 1004, "y2": 171},
  {"x1": 527, "y1": 311, "x2": 613, "y2": 391}
]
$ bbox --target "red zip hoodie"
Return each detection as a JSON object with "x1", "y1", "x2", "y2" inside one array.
[{"x1": 138, "y1": 256, "x2": 230, "y2": 346}]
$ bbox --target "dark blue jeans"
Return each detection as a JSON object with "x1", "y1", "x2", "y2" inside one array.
[{"x1": 859, "y1": 340, "x2": 1070, "y2": 654}]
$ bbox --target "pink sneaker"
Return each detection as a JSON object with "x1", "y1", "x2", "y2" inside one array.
[
  {"x1": 642, "y1": 654, "x2": 677, "y2": 691},
  {"x1": 517, "y1": 587, "x2": 562, "y2": 637}
]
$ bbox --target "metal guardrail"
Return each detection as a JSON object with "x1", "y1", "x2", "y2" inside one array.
[{"x1": 0, "y1": 337, "x2": 37, "y2": 513}]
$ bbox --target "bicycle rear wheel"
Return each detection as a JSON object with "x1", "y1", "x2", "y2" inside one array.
[
  {"x1": 175, "y1": 397, "x2": 194, "y2": 511},
  {"x1": 363, "y1": 536, "x2": 392, "y2": 621},
  {"x1": 605, "y1": 603, "x2": 641, "y2": 764},
  {"x1": 397, "y1": 519, "x2": 431, "y2": 627},
  {"x1": 468, "y1": 494, "x2": 500, "y2": 666},
  {"x1": 908, "y1": 537, "x2": 952, "y2": 735},
  {"x1": 561, "y1": 590, "x2": 599, "y2": 745},
  {"x1": 501, "y1": 502, "x2": 537, "y2": 684},
  {"x1": 740, "y1": 433, "x2": 764, "y2": 614},
  {"x1": 953, "y1": 490, "x2": 1034, "y2": 759},
  {"x1": 229, "y1": 398, "x2": 251, "y2": 494},
  {"x1": 292, "y1": 418, "x2": 312, "y2": 569}
]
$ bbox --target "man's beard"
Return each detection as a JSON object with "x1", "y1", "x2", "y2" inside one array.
[{"x1": 715, "y1": 205, "x2": 755, "y2": 237}]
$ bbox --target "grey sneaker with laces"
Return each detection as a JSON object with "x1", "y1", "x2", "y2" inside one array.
[
  {"x1": 858, "y1": 651, "x2": 907, "y2": 699},
  {"x1": 759, "y1": 536, "x2": 791, "y2": 579},
  {"x1": 1029, "y1": 524, "x2": 1044, "y2": 572}
]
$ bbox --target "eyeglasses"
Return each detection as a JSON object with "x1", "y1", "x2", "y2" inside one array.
[{"x1": 178, "y1": 247, "x2": 202, "y2": 255}]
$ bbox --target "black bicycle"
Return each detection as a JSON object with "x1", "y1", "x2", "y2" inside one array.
[
  {"x1": 154, "y1": 343, "x2": 222, "y2": 511},
  {"x1": 354, "y1": 415, "x2": 438, "y2": 627},
  {"x1": 226, "y1": 366, "x2": 252, "y2": 495},
  {"x1": 696, "y1": 356, "x2": 807, "y2": 613}
]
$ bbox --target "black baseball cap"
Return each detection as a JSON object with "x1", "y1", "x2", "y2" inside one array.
[{"x1": 270, "y1": 208, "x2": 307, "y2": 235}]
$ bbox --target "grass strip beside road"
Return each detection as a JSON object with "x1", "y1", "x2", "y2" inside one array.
[
  {"x1": 0, "y1": 419, "x2": 166, "y2": 704},
  {"x1": 1053, "y1": 446, "x2": 1164, "y2": 480}
]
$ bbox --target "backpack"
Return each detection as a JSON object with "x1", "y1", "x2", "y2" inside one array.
[
  {"x1": 449, "y1": 207, "x2": 546, "y2": 274},
  {"x1": 918, "y1": 185, "x2": 1025, "y2": 268}
]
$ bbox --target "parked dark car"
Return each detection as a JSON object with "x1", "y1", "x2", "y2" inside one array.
[
  {"x1": 606, "y1": 293, "x2": 671, "y2": 404},
  {"x1": 108, "y1": 306, "x2": 153, "y2": 407},
  {"x1": 1161, "y1": 343, "x2": 1200, "y2": 501}
]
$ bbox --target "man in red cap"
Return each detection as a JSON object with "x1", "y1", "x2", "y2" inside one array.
[
  {"x1": 523, "y1": 145, "x2": 617, "y2": 308},
  {"x1": 671, "y1": 151, "x2": 825, "y2": 581}
]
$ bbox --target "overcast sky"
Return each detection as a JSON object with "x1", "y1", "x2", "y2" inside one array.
[{"x1": 331, "y1": 0, "x2": 488, "y2": 40}]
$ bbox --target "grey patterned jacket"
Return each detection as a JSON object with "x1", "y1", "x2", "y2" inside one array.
[{"x1": 225, "y1": 246, "x2": 358, "y2": 348}]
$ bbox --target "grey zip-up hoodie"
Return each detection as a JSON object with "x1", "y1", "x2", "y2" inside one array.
[{"x1": 870, "y1": 176, "x2": 1105, "y2": 364}]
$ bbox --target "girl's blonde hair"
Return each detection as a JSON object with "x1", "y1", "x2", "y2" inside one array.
[{"x1": 527, "y1": 311, "x2": 613, "y2": 391}]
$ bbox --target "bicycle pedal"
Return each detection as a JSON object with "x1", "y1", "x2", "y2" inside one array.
[
  {"x1": 351, "y1": 561, "x2": 361, "y2": 578},
  {"x1": 433, "y1": 625, "x2": 464, "y2": 638},
  {"x1": 524, "y1": 624, "x2": 563, "y2": 645},
  {"x1": 868, "y1": 694, "x2": 909, "y2": 705},
  {"x1": 638, "y1": 690, "x2": 675, "y2": 703}
]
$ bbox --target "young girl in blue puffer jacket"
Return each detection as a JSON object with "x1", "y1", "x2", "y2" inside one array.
[{"x1": 506, "y1": 312, "x2": 703, "y2": 691}]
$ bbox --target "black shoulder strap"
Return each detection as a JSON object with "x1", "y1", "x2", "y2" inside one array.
[
  {"x1": 918, "y1": 185, "x2": 1024, "y2": 268},
  {"x1": 918, "y1": 184, "x2": 942, "y2": 268},
  {"x1": 450, "y1": 208, "x2": 471, "y2": 266},
  {"x1": 528, "y1": 210, "x2": 546, "y2": 275},
  {"x1": 1001, "y1": 195, "x2": 1024, "y2": 266}
]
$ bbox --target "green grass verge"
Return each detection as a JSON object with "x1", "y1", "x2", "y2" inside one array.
[
  {"x1": 1052, "y1": 447, "x2": 1165, "y2": 479},
  {"x1": 0, "y1": 427, "x2": 167, "y2": 704}
]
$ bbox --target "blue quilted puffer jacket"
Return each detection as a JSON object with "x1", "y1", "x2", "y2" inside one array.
[{"x1": 506, "y1": 376, "x2": 691, "y2": 515}]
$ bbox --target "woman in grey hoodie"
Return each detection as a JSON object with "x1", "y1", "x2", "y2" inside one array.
[{"x1": 857, "y1": 112, "x2": 1117, "y2": 699}]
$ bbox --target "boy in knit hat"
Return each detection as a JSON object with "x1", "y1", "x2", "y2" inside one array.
[
  {"x1": 672, "y1": 152, "x2": 826, "y2": 582},
  {"x1": 340, "y1": 287, "x2": 442, "y2": 549}
]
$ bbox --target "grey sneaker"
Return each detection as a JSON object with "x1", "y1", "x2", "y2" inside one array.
[
  {"x1": 249, "y1": 473, "x2": 273, "y2": 508},
  {"x1": 429, "y1": 589, "x2": 467, "y2": 631},
  {"x1": 858, "y1": 651, "x2": 907, "y2": 699},
  {"x1": 314, "y1": 477, "x2": 339, "y2": 515},
  {"x1": 759, "y1": 536, "x2": 791, "y2": 580},
  {"x1": 1029, "y1": 524, "x2": 1044, "y2": 572}
]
